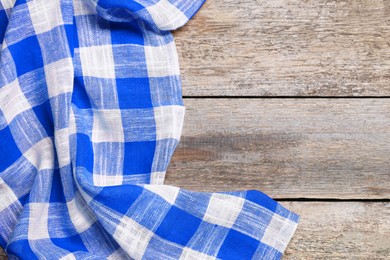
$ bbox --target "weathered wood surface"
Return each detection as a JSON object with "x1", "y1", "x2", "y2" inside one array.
[
  {"x1": 173, "y1": 0, "x2": 390, "y2": 96},
  {"x1": 1, "y1": 1, "x2": 388, "y2": 259},
  {"x1": 0, "y1": 247, "x2": 5, "y2": 259},
  {"x1": 282, "y1": 201, "x2": 390, "y2": 259},
  {"x1": 165, "y1": 98, "x2": 390, "y2": 199}
]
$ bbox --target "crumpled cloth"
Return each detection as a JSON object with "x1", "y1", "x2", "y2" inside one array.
[{"x1": 0, "y1": 0, "x2": 299, "y2": 259}]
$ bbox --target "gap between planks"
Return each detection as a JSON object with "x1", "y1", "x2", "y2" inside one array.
[{"x1": 166, "y1": 98, "x2": 390, "y2": 200}]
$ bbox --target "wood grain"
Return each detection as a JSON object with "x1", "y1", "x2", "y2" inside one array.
[
  {"x1": 173, "y1": 0, "x2": 390, "y2": 96},
  {"x1": 0, "y1": 247, "x2": 6, "y2": 260},
  {"x1": 165, "y1": 98, "x2": 390, "y2": 199},
  {"x1": 282, "y1": 201, "x2": 390, "y2": 259}
]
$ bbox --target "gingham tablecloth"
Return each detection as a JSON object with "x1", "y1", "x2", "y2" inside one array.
[{"x1": 0, "y1": 0, "x2": 299, "y2": 259}]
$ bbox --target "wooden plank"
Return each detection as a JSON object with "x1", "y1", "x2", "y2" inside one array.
[
  {"x1": 173, "y1": 0, "x2": 390, "y2": 96},
  {"x1": 282, "y1": 202, "x2": 390, "y2": 259},
  {"x1": 165, "y1": 99, "x2": 390, "y2": 199},
  {"x1": 0, "y1": 246, "x2": 6, "y2": 260}
]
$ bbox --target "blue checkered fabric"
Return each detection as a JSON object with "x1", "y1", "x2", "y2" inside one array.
[{"x1": 0, "y1": 0, "x2": 300, "y2": 259}]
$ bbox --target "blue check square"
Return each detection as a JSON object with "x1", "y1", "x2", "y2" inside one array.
[
  {"x1": 116, "y1": 78, "x2": 152, "y2": 109},
  {"x1": 8, "y1": 35, "x2": 44, "y2": 77},
  {"x1": 0, "y1": 126, "x2": 22, "y2": 171},
  {"x1": 155, "y1": 206, "x2": 202, "y2": 246},
  {"x1": 217, "y1": 229, "x2": 259, "y2": 260},
  {"x1": 123, "y1": 141, "x2": 156, "y2": 175},
  {"x1": 110, "y1": 20, "x2": 144, "y2": 45}
]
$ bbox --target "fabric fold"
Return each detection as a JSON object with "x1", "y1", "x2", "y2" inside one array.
[
  {"x1": 0, "y1": 0, "x2": 299, "y2": 259},
  {"x1": 91, "y1": 0, "x2": 206, "y2": 31}
]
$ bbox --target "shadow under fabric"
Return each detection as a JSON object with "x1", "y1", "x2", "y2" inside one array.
[{"x1": 0, "y1": 0, "x2": 299, "y2": 259}]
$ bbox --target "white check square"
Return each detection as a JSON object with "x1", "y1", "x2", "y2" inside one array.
[
  {"x1": 28, "y1": 203, "x2": 50, "y2": 240},
  {"x1": 67, "y1": 193, "x2": 96, "y2": 233},
  {"x1": 54, "y1": 128, "x2": 71, "y2": 168},
  {"x1": 44, "y1": 58, "x2": 73, "y2": 98},
  {"x1": 28, "y1": 0, "x2": 64, "y2": 34},
  {"x1": 92, "y1": 109, "x2": 124, "y2": 143},
  {"x1": 93, "y1": 175, "x2": 124, "y2": 187},
  {"x1": 146, "y1": 1, "x2": 188, "y2": 30},
  {"x1": 180, "y1": 247, "x2": 216, "y2": 260},
  {"x1": 0, "y1": 178, "x2": 19, "y2": 212},
  {"x1": 150, "y1": 171, "x2": 166, "y2": 185},
  {"x1": 23, "y1": 137, "x2": 54, "y2": 171},
  {"x1": 73, "y1": 0, "x2": 97, "y2": 16},
  {"x1": 203, "y1": 194, "x2": 245, "y2": 228},
  {"x1": 79, "y1": 45, "x2": 115, "y2": 78},
  {"x1": 114, "y1": 216, "x2": 154, "y2": 259},
  {"x1": 60, "y1": 254, "x2": 76, "y2": 260},
  {"x1": 144, "y1": 185, "x2": 179, "y2": 205},
  {"x1": 144, "y1": 41, "x2": 180, "y2": 77},
  {"x1": 1, "y1": 0, "x2": 15, "y2": 10},
  {"x1": 154, "y1": 105, "x2": 184, "y2": 140},
  {"x1": 0, "y1": 79, "x2": 31, "y2": 124},
  {"x1": 260, "y1": 213, "x2": 298, "y2": 252}
]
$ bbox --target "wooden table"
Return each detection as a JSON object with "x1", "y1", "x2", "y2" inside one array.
[
  {"x1": 166, "y1": 0, "x2": 390, "y2": 258},
  {"x1": 1, "y1": 1, "x2": 388, "y2": 259}
]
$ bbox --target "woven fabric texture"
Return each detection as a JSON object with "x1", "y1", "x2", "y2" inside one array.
[{"x1": 0, "y1": 0, "x2": 299, "y2": 259}]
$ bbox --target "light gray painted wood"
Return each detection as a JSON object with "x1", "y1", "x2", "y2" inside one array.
[
  {"x1": 173, "y1": 0, "x2": 390, "y2": 96},
  {"x1": 282, "y1": 202, "x2": 390, "y2": 259},
  {"x1": 165, "y1": 98, "x2": 390, "y2": 199}
]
